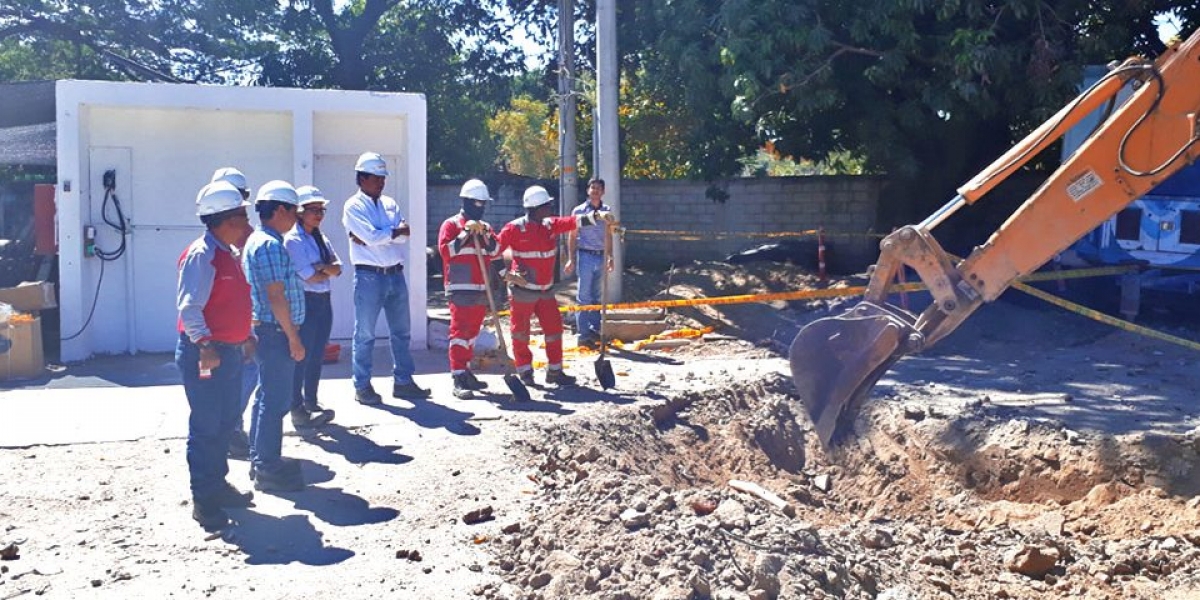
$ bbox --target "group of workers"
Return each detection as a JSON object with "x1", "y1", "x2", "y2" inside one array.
[{"x1": 175, "y1": 152, "x2": 618, "y2": 531}]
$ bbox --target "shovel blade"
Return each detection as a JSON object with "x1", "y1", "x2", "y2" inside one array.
[
  {"x1": 788, "y1": 302, "x2": 917, "y2": 447},
  {"x1": 503, "y1": 373, "x2": 532, "y2": 403},
  {"x1": 594, "y1": 356, "x2": 616, "y2": 389}
]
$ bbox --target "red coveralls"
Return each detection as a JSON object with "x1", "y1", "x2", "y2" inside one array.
[
  {"x1": 438, "y1": 213, "x2": 500, "y2": 373},
  {"x1": 496, "y1": 215, "x2": 580, "y2": 373}
]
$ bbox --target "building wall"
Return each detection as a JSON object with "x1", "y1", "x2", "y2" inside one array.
[
  {"x1": 426, "y1": 176, "x2": 884, "y2": 274},
  {"x1": 56, "y1": 80, "x2": 427, "y2": 361}
]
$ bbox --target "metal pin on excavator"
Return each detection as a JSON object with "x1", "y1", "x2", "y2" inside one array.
[{"x1": 791, "y1": 29, "x2": 1200, "y2": 447}]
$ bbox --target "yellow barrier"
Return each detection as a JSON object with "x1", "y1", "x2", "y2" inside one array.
[
  {"x1": 494, "y1": 265, "x2": 1136, "y2": 315},
  {"x1": 622, "y1": 228, "x2": 887, "y2": 241},
  {"x1": 1012, "y1": 281, "x2": 1200, "y2": 352}
]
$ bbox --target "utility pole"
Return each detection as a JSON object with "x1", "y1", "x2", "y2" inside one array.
[
  {"x1": 557, "y1": 0, "x2": 577, "y2": 220},
  {"x1": 596, "y1": 0, "x2": 621, "y2": 300},
  {"x1": 557, "y1": 0, "x2": 577, "y2": 281}
]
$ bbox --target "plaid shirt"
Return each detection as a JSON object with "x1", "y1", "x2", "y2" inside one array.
[{"x1": 243, "y1": 225, "x2": 305, "y2": 325}]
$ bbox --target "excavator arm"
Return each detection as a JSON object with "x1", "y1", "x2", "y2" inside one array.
[{"x1": 792, "y1": 30, "x2": 1200, "y2": 447}]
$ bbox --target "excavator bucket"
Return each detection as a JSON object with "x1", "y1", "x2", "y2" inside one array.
[{"x1": 789, "y1": 302, "x2": 918, "y2": 447}]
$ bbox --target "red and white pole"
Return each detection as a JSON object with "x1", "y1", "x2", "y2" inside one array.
[{"x1": 817, "y1": 227, "x2": 827, "y2": 283}]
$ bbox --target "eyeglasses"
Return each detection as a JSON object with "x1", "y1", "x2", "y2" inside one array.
[{"x1": 302, "y1": 207, "x2": 327, "y2": 214}]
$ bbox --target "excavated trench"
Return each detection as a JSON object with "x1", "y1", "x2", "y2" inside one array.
[{"x1": 485, "y1": 376, "x2": 1200, "y2": 600}]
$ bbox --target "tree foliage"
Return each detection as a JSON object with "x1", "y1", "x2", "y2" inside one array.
[
  {"x1": 487, "y1": 95, "x2": 557, "y2": 177},
  {"x1": 0, "y1": 0, "x2": 524, "y2": 177}
]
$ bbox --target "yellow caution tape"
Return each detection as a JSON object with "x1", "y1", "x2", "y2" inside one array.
[
  {"x1": 1012, "y1": 281, "x2": 1200, "y2": 352},
  {"x1": 495, "y1": 265, "x2": 1135, "y2": 316},
  {"x1": 622, "y1": 228, "x2": 887, "y2": 240}
]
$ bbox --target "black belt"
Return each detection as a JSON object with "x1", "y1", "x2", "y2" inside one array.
[
  {"x1": 578, "y1": 248, "x2": 604, "y2": 255},
  {"x1": 355, "y1": 263, "x2": 404, "y2": 274},
  {"x1": 304, "y1": 291, "x2": 331, "y2": 297}
]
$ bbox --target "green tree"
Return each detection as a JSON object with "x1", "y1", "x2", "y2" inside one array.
[
  {"x1": 672, "y1": 0, "x2": 1200, "y2": 217},
  {"x1": 487, "y1": 95, "x2": 557, "y2": 177}
]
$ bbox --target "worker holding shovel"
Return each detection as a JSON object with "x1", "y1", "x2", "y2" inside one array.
[
  {"x1": 496, "y1": 186, "x2": 616, "y2": 387},
  {"x1": 437, "y1": 179, "x2": 502, "y2": 399}
]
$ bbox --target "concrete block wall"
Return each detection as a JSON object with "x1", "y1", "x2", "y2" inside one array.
[{"x1": 426, "y1": 175, "x2": 884, "y2": 274}]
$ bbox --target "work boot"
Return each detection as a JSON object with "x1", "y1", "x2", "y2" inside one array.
[
  {"x1": 290, "y1": 406, "x2": 334, "y2": 429},
  {"x1": 191, "y1": 500, "x2": 230, "y2": 532},
  {"x1": 545, "y1": 369, "x2": 577, "y2": 387},
  {"x1": 211, "y1": 481, "x2": 254, "y2": 508},
  {"x1": 355, "y1": 386, "x2": 383, "y2": 406},
  {"x1": 451, "y1": 373, "x2": 474, "y2": 399},
  {"x1": 227, "y1": 429, "x2": 251, "y2": 460},
  {"x1": 517, "y1": 370, "x2": 536, "y2": 387},
  {"x1": 577, "y1": 335, "x2": 600, "y2": 350},
  {"x1": 393, "y1": 381, "x2": 432, "y2": 399},
  {"x1": 253, "y1": 462, "x2": 305, "y2": 492},
  {"x1": 463, "y1": 370, "x2": 488, "y2": 391}
]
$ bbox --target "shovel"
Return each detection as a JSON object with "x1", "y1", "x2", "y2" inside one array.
[
  {"x1": 594, "y1": 231, "x2": 617, "y2": 389},
  {"x1": 473, "y1": 235, "x2": 531, "y2": 403}
]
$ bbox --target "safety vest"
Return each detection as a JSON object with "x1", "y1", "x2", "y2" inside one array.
[
  {"x1": 437, "y1": 213, "x2": 500, "y2": 293},
  {"x1": 497, "y1": 215, "x2": 579, "y2": 291}
]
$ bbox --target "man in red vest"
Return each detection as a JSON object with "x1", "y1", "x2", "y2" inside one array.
[
  {"x1": 176, "y1": 181, "x2": 256, "y2": 531},
  {"x1": 496, "y1": 185, "x2": 616, "y2": 386},
  {"x1": 438, "y1": 179, "x2": 501, "y2": 399}
]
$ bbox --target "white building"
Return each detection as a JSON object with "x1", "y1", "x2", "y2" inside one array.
[{"x1": 43, "y1": 80, "x2": 428, "y2": 361}]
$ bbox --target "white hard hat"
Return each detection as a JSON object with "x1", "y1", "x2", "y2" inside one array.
[
  {"x1": 522, "y1": 185, "x2": 553, "y2": 208},
  {"x1": 196, "y1": 181, "x2": 249, "y2": 216},
  {"x1": 459, "y1": 179, "x2": 492, "y2": 202},
  {"x1": 255, "y1": 180, "x2": 300, "y2": 205},
  {"x1": 354, "y1": 152, "x2": 389, "y2": 177},
  {"x1": 210, "y1": 167, "x2": 248, "y2": 192},
  {"x1": 296, "y1": 185, "x2": 328, "y2": 207}
]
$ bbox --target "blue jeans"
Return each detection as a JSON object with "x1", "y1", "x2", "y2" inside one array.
[
  {"x1": 250, "y1": 323, "x2": 296, "y2": 473},
  {"x1": 176, "y1": 335, "x2": 243, "y2": 500},
  {"x1": 352, "y1": 268, "x2": 416, "y2": 390},
  {"x1": 575, "y1": 250, "x2": 604, "y2": 339},
  {"x1": 239, "y1": 360, "x2": 257, "y2": 431},
  {"x1": 293, "y1": 292, "x2": 333, "y2": 409}
]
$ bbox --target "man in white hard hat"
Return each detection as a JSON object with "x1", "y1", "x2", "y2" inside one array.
[
  {"x1": 496, "y1": 185, "x2": 617, "y2": 386},
  {"x1": 283, "y1": 185, "x2": 340, "y2": 427},
  {"x1": 176, "y1": 180, "x2": 256, "y2": 531},
  {"x1": 243, "y1": 180, "x2": 307, "y2": 492},
  {"x1": 209, "y1": 167, "x2": 255, "y2": 460},
  {"x1": 437, "y1": 179, "x2": 500, "y2": 399},
  {"x1": 342, "y1": 152, "x2": 430, "y2": 405}
]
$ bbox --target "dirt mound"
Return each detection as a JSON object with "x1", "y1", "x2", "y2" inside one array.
[{"x1": 485, "y1": 376, "x2": 1200, "y2": 600}]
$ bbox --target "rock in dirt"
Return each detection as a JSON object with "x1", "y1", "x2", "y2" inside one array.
[
  {"x1": 812, "y1": 474, "x2": 832, "y2": 493},
  {"x1": 713, "y1": 499, "x2": 748, "y2": 530},
  {"x1": 0, "y1": 543, "x2": 18, "y2": 560},
  {"x1": 619, "y1": 508, "x2": 650, "y2": 530},
  {"x1": 462, "y1": 506, "x2": 495, "y2": 525},
  {"x1": 1005, "y1": 544, "x2": 1060, "y2": 578}
]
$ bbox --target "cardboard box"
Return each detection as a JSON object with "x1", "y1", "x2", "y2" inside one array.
[
  {"x1": 0, "y1": 315, "x2": 44, "y2": 380},
  {"x1": 0, "y1": 282, "x2": 57, "y2": 312}
]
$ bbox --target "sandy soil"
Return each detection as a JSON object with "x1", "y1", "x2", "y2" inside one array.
[{"x1": 4, "y1": 262, "x2": 1200, "y2": 599}]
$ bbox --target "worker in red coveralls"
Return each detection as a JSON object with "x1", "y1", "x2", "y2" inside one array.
[
  {"x1": 437, "y1": 179, "x2": 501, "y2": 399},
  {"x1": 496, "y1": 185, "x2": 616, "y2": 387}
]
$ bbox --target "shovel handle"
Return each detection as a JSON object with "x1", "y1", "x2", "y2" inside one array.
[{"x1": 472, "y1": 235, "x2": 515, "y2": 370}]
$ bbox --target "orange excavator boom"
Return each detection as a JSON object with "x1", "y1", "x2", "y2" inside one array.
[{"x1": 792, "y1": 30, "x2": 1200, "y2": 447}]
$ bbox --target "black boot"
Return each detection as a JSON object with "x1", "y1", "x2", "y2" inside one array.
[
  {"x1": 545, "y1": 369, "x2": 577, "y2": 387},
  {"x1": 452, "y1": 373, "x2": 474, "y2": 399}
]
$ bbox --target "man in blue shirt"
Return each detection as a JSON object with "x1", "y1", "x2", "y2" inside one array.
[
  {"x1": 243, "y1": 180, "x2": 307, "y2": 492},
  {"x1": 565, "y1": 179, "x2": 613, "y2": 347}
]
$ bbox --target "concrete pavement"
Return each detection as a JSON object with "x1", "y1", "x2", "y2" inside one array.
[{"x1": 0, "y1": 344, "x2": 516, "y2": 448}]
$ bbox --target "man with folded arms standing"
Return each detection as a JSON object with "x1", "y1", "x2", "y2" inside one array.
[{"x1": 342, "y1": 152, "x2": 430, "y2": 405}]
